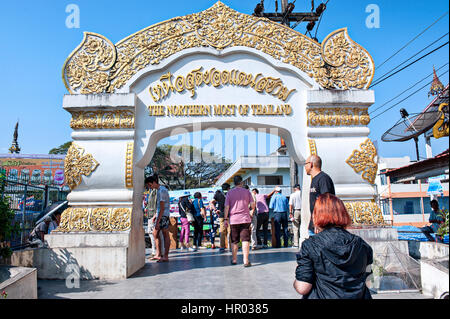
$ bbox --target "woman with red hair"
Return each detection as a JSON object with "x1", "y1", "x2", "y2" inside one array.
[{"x1": 293, "y1": 193, "x2": 373, "y2": 299}]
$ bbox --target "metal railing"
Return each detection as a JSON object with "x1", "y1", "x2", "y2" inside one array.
[{"x1": 1, "y1": 167, "x2": 69, "y2": 246}]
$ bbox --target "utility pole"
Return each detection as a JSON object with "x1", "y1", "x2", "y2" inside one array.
[{"x1": 253, "y1": 0, "x2": 322, "y2": 30}]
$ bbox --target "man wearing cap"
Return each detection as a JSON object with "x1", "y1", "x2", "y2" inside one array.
[
  {"x1": 269, "y1": 186, "x2": 290, "y2": 248},
  {"x1": 289, "y1": 184, "x2": 302, "y2": 248}
]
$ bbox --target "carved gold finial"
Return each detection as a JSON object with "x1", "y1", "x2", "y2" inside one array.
[{"x1": 64, "y1": 143, "x2": 100, "y2": 190}]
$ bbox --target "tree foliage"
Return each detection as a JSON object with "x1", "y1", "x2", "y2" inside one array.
[
  {"x1": 0, "y1": 172, "x2": 19, "y2": 259},
  {"x1": 49, "y1": 141, "x2": 72, "y2": 155},
  {"x1": 437, "y1": 209, "x2": 449, "y2": 238},
  {"x1": 145, "y1": 144, "x2": 231, "y2": 190}
]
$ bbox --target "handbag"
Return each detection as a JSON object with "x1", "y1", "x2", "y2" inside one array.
[{"x1": 180, "y1": 201, "x2": 194, "y2": 222}]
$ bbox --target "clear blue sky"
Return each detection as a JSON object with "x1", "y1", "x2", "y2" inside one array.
[{"x1": 0, "y1": 0, "x2": 448, "y2": 162}]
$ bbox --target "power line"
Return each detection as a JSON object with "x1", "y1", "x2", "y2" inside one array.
[
  {"x1": 371, "y1": 68, "x2": 449, "y2": 121},
  {"x1": 369, "y1": 41, "x2": 449, "y2": 88},
  {"x1": 369, "y1": 62, "x2": 449, "y2": 115},
  {"x1": 375, "y1": 11, "x2": 449, "y2": 70},
  {"x1": 372, "y1": 32, "x2": 449, "y2": 84}
]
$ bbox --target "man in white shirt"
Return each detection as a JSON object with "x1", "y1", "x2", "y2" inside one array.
[
  {"x1": 289, "y1": 184, "x2": 302, "y2": 248},
  {"x1": 146, "y1": 174, "x2": 171, "y2": 263}
]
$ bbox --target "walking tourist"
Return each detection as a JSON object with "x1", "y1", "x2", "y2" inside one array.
[
  {"x1": 192, "y1": 192, "x2": 207, "y2": 251},
  {"x1": 210, "y1": 183, "x2": 230, "y2": 253},
  {"x1": 293, "y1": 193, "x2": 373, "y2": 299},
  {"x1": 243, "y1": 185, "x2": 258, "y2": 250},
  {"x1": 224, "y1": 175, "x2": 255, "y2": 267},
  {"x1": 144, "y1": 184, "x2": 164, "y2": 259},
  {"x1": 305, "y1": 155, "x2": 335, "y2": 244},
  {"x1": 252, "y1": 188, "x2": 276, "y2": 249},
  {"x1": 208, "y1": 208, "x2": 218, "y2": 249},
  {"x1": 146, "y1": 174, "x2": 171, "y2": 262},
  {"x1": 289, "y1": 184, "x2": 302, "y2": 248},
  {"x1": 178, "y1": 192, "x2": 195, "y2": 251},
  {"x1": 420, "y1": 199, "x2": 445, "y2": 242},
  {"x1": 269, "y1": 187, "x2": 289, "y2": 248}
]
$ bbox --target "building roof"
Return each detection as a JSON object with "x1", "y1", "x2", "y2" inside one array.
[
  {"x1": 381, "y1": 149, "x2": 449, "y2": 183},
  {"x1": 215, "y1": 155, "x2": 291, "y2": 186}
]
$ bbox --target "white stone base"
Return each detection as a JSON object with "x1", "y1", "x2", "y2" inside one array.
[{"x1": 12, "y1": 232, "x2": 145, "y2": 280}]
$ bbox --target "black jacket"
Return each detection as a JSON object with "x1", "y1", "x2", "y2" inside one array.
[{"x1": 295, "y1": 227, "x2": 373, "y2": 299}]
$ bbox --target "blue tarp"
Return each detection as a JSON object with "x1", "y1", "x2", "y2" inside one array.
[{"x1": 394, "y1": 225, "x2": 449, "y2": 243}]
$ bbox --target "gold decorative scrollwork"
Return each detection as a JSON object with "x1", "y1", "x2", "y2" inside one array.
[
  {"x1": 344, "y1": 201, "x2": 385, "y2": 225},
  {"x1": 64, "y1": 143, "x2": 100, "y2": 190},
  {"x1": 54, "y1": 207, "x2": 132, "y2": 232},
  {"x1": 307, "y1": 107, "x2": 370, "y2": 126},
  {"x1": 62, "y1": 2, "x2": 374, "y2": 95},
  {"x1": 70, "y1": 110, "x2": 135, "y2": 129},
  {"x1": 346, "y1": 138, "x2": 378, "y2": 185},
  {"x1": 125, "y1": 142, "x2": 134, "y2": 188}
]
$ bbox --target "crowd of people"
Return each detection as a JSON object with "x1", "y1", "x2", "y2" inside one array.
[
  {"x1": 141, "y1": 154, "x2": 446, "y2": 299},
  {"x1": 25, "y1": 153, "x2": 444, "y2": 299}
]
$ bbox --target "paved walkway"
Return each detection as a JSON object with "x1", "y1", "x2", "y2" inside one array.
[{"x1": 37, "y1": 247, "x2": 431, "y2": 299}]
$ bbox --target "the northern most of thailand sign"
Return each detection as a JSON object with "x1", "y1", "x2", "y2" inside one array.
[{"x1": 147, "y1": 67, "x2": 295, "y2": 117}]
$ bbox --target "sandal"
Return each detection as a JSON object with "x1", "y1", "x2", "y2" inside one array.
[
  {"x1": 231, "y1": 260, "x2": 237, "y2": 265},
  {"x1": 244, "y1": 262, "x2": 252, "y2": 267},
  {"x1": 157, "y1": 258, "x2": 169, "y2": 263}
]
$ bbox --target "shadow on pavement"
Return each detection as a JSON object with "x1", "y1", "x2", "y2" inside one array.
[{"x1": 132, "y1": 248, "x2": 298, "y2": 278}]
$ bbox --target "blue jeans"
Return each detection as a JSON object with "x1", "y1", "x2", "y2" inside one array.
[{"x1": 273, "y1": 212, "x2": 289, "y2": 248}]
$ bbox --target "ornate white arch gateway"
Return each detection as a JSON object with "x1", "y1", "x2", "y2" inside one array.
[{"x1": 44, "y1": 2, "x2": 383, "y2": 279}]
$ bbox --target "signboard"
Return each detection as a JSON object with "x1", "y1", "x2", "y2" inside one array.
[
  {"x1": 427, "y1": 175, "x2": 445, "y2": 196},
  {"x1": 0, "y1": 154, "x2": 66, "y2": 186}
]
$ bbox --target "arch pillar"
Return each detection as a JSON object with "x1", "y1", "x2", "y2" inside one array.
[{"x1": 44, "y1": 93, "x2": 145, "y2": 279}]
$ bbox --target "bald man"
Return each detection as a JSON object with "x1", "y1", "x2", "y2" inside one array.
[{"x1": 305, "y1": 155, "x2": 335, "y2": 231}]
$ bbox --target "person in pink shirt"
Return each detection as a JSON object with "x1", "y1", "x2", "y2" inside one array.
[
  {"x1": 252, "y1": 188, "x2": 276, "y2": 249},
  {"x1": 224, "y1": 175, "x2": 256, "y2": 267}
]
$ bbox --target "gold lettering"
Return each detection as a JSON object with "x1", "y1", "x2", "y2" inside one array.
[
  {"x1": 174, "y1": 76, "x2": 185, "y2": 92},
  {"x1": 148, "y1": 68, "x2": 296, "y2": 102}
]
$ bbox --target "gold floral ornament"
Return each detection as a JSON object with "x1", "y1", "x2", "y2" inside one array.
[
  {"x1": 344, "y1": 201, "x2": 385, "y2": 225},
  {"x1": 64, "y1": 143, "x2": 100, "y2": 190},
  {"x1": 307, "y1": 107, "x2": 370, "y2": 126},
  {"x1": 346, "y1": 138, "x2": 378, "y2": 185},
  {"x1": 62, "y1": 2, "x2": 374, "y2": 95},
  {"x1": 70, "y1": 110, "x2": 135, "y2": 129},
  {"x1": 54, "y1": 207, "x2": 132, "y2": 232}
]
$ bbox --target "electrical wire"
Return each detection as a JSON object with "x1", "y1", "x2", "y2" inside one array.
[
  {"x1": 371, "y1": 68, "x2": 449, "y2": 121},
  {"x1": 369, "y1": 41, "x2": 449, "y2": 88},
  {"x1": 372, "y1": 32, "x2": 449, "y2": 85},
  {"x1": 375, "y1": 11, "x2": 449, "y2": 70},
  {"x1": 369, "y1": 63, "x2": 449, "y2": 115}
]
